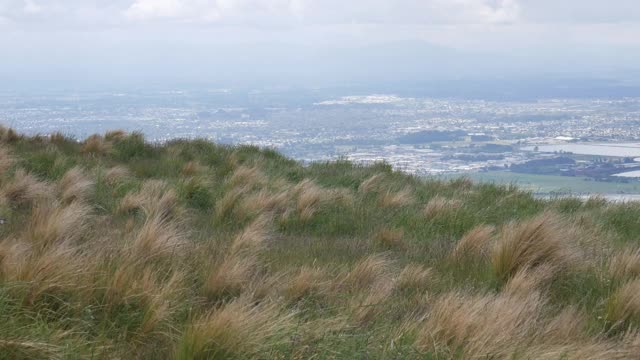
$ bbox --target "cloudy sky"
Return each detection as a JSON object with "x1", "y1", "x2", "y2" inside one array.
[{"x1": 1, "y1": 0, "x2": 639, "y2": 88}]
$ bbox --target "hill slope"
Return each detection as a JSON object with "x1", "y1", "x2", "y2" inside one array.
[{"x1": 1, "y1": 126, "x2": 640, "y2": 359}]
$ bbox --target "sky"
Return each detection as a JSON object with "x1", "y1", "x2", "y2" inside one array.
[{"x1": 1, "y1": 0, "x2": 640, "y2": 89}]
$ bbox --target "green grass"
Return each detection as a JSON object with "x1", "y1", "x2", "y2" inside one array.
[
  {"x1": 1, "y1": 128, "x2": 640, "y2": 359},
  {"x1": 444, "y1": 170, "x2": 640, "y2": 195}
]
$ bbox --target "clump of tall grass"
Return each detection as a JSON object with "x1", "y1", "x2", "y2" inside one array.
[
  {"x1": 423, "y1": 195, "x2": 461, "y2": 218},
  {"x1": 284, "y1": 266, "x2": 328, "y2": 302},
  {"x1": 378, "y1": 187, "x2": 414, "y2": 208},
  {"x1": 451, "y1": 224, "x2": 495, "y2": 259},
  {"x1": 58, "y1": 166, "x2": 94, "y2": 203},
  {"x1": 181, "y1": 161, "x2": 207, "y2": 176},
  {"x1": 609, "y1": 246, "x2": 640, "y2": 281},
  {"x1": 81, "y1": 134, "x2": 112, "y2": 156},
  {"x1": 103, "y1": 165, "x2": 130, "y2": 185},
  {"x1": 104, "y1": 129, "x2": 127, "y2": 142},
  {"x1": 415, "y1": 290, "x2": 546, "y2": 357},
  {"x1": 491, "y1": 213, "x2": 580, "y2": 282},
  {"x1": 1, "y1": 169, "x2": 52, "y2": 207},
  {"x1": 22, "y1": 201, "x2": 91, "y2": 249},
  {"x1": 119, "y1": 180, "x2": 178, "y2": 219},
  {"x1": 204, "y1": 216, "x2": 270, "y2": 300},
  {"x1": 348, "y1": 280, "x2": 394, "y2": 325},
  {"x1": 131, "y1": 214, "x2": 186, "y2": 259},
  {"x1": 0, "y1": 239, "x2": 85, "y2": 306},
  {"x1": 373, "y1": 227, "x2": 406, "y2": 249},
  {"x1": 228, "y1": 214, "x2": 271, "y2": 256},
  {"x1": 227, "y1": 165, "x2": 267, "y2": 190},
  {"x1": 395, "y1": 264, "x2": 433, "y2": 293},
  {"x1": 342, "y1": 254, "x2": 392, "y2": 291},
  {"x1": 293, "y1": 179, "x2": 333, "y2": 221},
  {"x1": 239, "y1": 189, "x2": 290, "y2": 216},
  {"x1": 177, "y1": 297, "x2": 295, "y2": 359},
  {"x1": 606, "y1": 278, "x2": 640, "y2": 331},
  {"x1": 503, "y1": 264, "x2": 556, "y2": 297},
  {"x1": 358, "y1": 174, "x2": 386, "y2": 193}
]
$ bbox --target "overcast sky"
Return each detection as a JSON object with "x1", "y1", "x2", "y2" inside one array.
[{"x1": 1, "y1": 0, "x2": 639, "y2": 88}]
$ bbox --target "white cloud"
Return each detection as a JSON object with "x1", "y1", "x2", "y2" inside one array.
[
  {"x1": 121, "y1": 0, "x2": 521, "y2": 25},
  {"x1": 0, "y1": 0, "x2": 637, "y2": 29},
  {"x1": 22, "y1": 0, "x2": 41, "y2": 13}
]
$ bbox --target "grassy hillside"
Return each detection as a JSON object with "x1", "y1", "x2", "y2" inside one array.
[{"x1": 1, "y1": 126, "x2": 640, "y2": 359}]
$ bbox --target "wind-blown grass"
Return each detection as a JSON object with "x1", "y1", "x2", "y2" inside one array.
[{"x1": 1, "y1": 128, "x2": 639, "y2": 358}]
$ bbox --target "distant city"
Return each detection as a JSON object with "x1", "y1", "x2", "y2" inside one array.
[{"x1": 3, "y1": 88, "x2": 640, "y2": 198}]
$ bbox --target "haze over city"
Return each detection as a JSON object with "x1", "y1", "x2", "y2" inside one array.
[{"x1": 1, "y1": 0, "x2": 639, "y2": 88}]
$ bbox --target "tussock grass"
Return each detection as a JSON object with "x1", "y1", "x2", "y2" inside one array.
[
  {"x1": 606, "y1": 278, "x2": 640, "y2": 331},
  {"x1": 378, "y1": 187, "x2": 414, "y2": 208},
  {"x1": 103, "y1": 165, "x2": 130, "y2": 185},
  {"x1": 423, "y1": 195, "x2": 461, "y2": 218},
  {"x1": 23, "y1": 201, "x2": 91, "y2": 248},
  {"x1": 177, "y1": 297, "x2": 294, "y2": 359},
  {"x1": 396, "y1": 264, "x2": 433, "y2": 293},
  {"x1": 1, "y1": 169, "x2": 53, "y2": 207},
  {"x1": 1, "y1": 128, "x2": 640, "y2": 358},
  {"x1": 451, "y1": 224, "x2": 495, "y2": 259},
  {"x1": 119, "y1": 180, "x2": 178, "y2": 219},
  {"x1": 59, "y1": 166, "x2": 94, "y2": 203},
  {"x1": 284, "y1": 266, "x2": 328, "y2": 301},
  {"x1": 491, "y1": 212, "x2": 580, "y2": 282},
  {"x1": 81, "y1": 134, "x2": 112, "y2": 155},
  {"x1": 609, "y1": 246, "x2": 640, "y2": 281},
  {"x1": 373, "y1": 227, "x2": 405, "y2": 249}
]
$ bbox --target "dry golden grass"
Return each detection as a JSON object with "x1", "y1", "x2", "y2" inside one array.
[
  {"x1": 342, "y1": 254, "x2": 392, "y2": 291},
  {"x1": 609, "y1": 246, "x2": 640, "y2": 281},
  {"x1": 22, "y1": 201, "x2": 91, "y2": 249},
  {"x1": 1, "y1": 169, "x2": 53, "y2": 207},
  {"x1": 0, "y1": 338, "x2": 66, "y2": 360},
  {"x1": 377, "y1": 187, "x2": 415, "y2": 208},
  {"x1": 132, "y1": 214, "x2": 186, "y2": 259},
  {"x1": 358, "y1": 173, "x2": 386, "y2": 193},
  {"x1": 491, "y1": 212, "x2": 580, "y2": 282},
  {"x1": 396, "y1": 264, "x2": 433, "y2": 293},
  {"x1": 227, "y1": 165, "x2": 267, "y2": 190},
  {"x1": 423, "y1": 195, "x2": 462, "y2": 218},
  {"x1": 119, "y1": 180, "x2": 178, "y2": 219},
  {"x1": 0, "y1": 240, "x2": 84, "y2": 305},
  {"x1": 228, "y1": 214, "x2": 271, "y2": 257},
  {"x1": 104, "y1": 129, "x2": 127, "y2": 142},
  {"x1": 204, "y1": 256, "x2": 258, "y2": 300},
  {"x1": 415, "y1": 290, "x2": 546, "y2": 357},
  {"x1": 451, "y1": 224, "x2": 495, "y2": 260},
  {"x1": 81, "y1": 134, "x2": 112, "y2": 156},
  {"x1": 540, "y1": 306, "x2": 589, "y2": 343},
  {"x1": 294, "y1": 179, "x2": 332, "y2": 221},
  {"x1": 373, "y1": 227, "x2": 405, "y2": 249},
  {"x1": 606, "y1": 278, "x2": 640, "y2": 331},
  {"x1": 214, "y1": 187, "x2": 243, "y2": 220},
  {"x1": 178, "y1": 297, "x2": 294, "y2": 359},
  {"x1": 238, "y1": 189, "x2": 290, "y2": 216},
  {"x1": 284, "y1": 266, "x2": 328, "y2": 301},
  {"x1": 103, "y1": 165, "x2": 130, "y2": 185},
  {"x1": 503, "y1": 264, "x2": 556, "y2": 297},
  {"x1": 348, "y1": 280, "x2": 394, "y2": 325},
  {"x1": 181, "y1": 161, "x2": 208, "y2": 176},
  {"x1": 59, "y1": 166, "x2": 94, "y2": 203}
]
